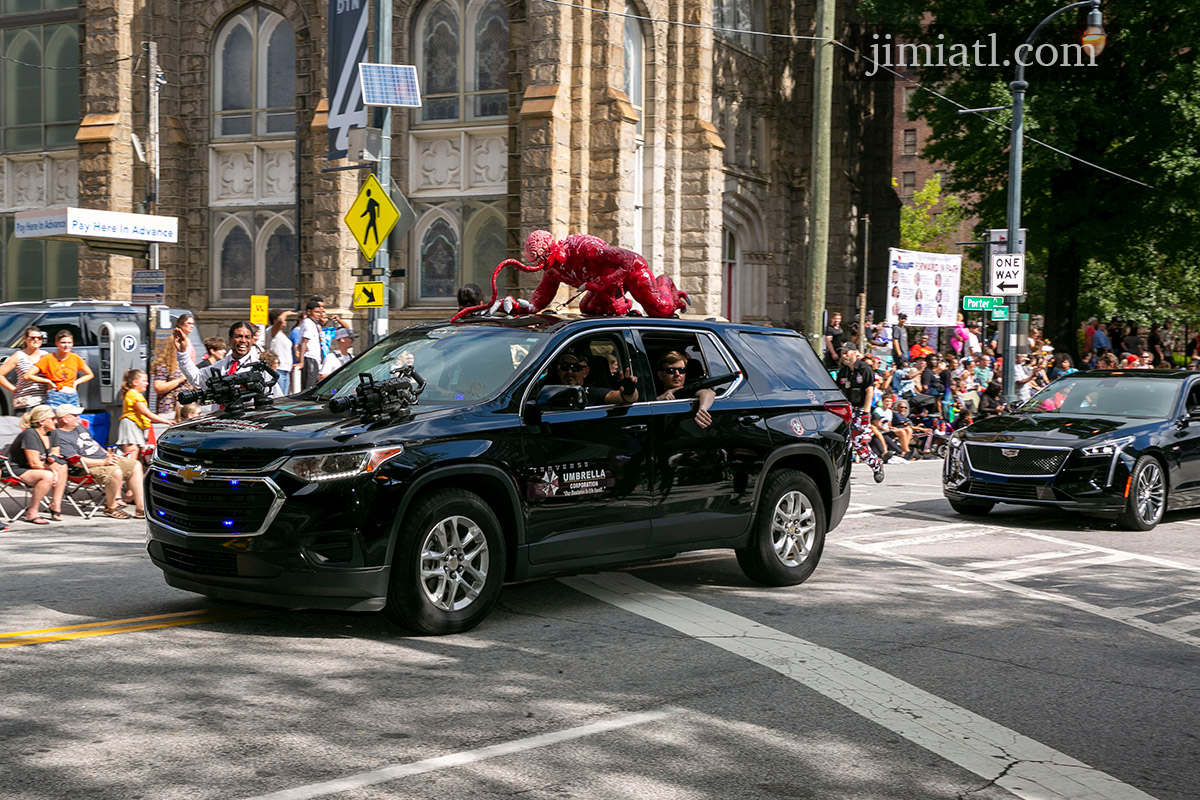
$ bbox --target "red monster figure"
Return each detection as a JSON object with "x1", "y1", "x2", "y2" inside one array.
[{"x1": 452, "y1": 230, "x2": 688, "y2": 322}]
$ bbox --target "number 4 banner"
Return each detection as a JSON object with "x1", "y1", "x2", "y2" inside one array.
[{"x1": 327, "y1": 0, "x2": 369, "y2": 158}]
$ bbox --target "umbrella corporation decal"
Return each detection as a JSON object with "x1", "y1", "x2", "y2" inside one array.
[{"x1": 527, "y1": 462, "x2": 616, "y2": 500}]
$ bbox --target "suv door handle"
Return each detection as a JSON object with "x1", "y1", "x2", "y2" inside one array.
[
  {"x1": 622, "y1": 423, "x2": 648, "y2": 434},
  {"x1": 737, "y1": 414, "x2": 762, "y2": 425}
]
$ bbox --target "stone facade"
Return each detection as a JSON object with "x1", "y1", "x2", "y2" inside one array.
[{"x1": 5, "y1": 0, "x2": 898, "y2": 338}]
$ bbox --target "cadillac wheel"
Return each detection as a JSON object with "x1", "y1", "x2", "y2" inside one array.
[
  {"x1": 736, "y1": 469, "x2": 826, "y2": 586},
  {"x1": 1118, "y1": 456, "x2": 1166, "y2": 532},
  {"x1": 384, "y1": 489, "x2": 506, "y2": 635}
]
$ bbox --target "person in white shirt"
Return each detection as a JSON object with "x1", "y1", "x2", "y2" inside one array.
[
  {"x1": 320, "y1": 328, "x2": 357, "y2": 379},
  {"x1": 299, "y1": 299, "x2": 328, "y2": 391},
  {"x1": 261, "y1": 309, "x2": 296, "y2": 394}
]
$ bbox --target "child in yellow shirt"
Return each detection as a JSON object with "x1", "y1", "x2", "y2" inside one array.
[{"x1": 117, "y1": 369, "x2": 174, "y2": 456}]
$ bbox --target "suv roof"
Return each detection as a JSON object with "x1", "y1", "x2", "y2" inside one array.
[
  {"x1": 0, "y1": 299, "x2": 139, "y2": 309},
  {"x1": 445, "y1": 313, "x2": 788, "y2": 336}
]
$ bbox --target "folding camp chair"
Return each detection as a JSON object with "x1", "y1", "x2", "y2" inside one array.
[
  {"x1": 61, "y1": 455, "x2": 104, "y2": 519},
  {"x1": 0, "y1": 455, "x2": 32, "y2": 523}
]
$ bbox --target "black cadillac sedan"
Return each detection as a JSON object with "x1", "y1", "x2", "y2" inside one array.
[{"x1": 944, "y1": 370, "x2": 1200, "y2": 530}]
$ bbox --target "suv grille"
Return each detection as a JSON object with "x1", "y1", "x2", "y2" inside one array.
[
  {"x1": 149, "y1": 471, "x2": 278, "y2": 535},
  {"x1": 159, "y1": 543, "x2": 239, "y2": 576},
  {"x1": 156, "y1": 443, "x2": 281, "y2": 472},
  {"x1": 966, "y1": 445, "x2": 1069, "y2": 476}
]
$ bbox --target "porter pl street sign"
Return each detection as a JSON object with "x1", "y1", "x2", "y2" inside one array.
[
  {"x1": 991, "y1": 306, "x2": 1010, "y2": 321},
  {"x1": 962, "y1": 296, "x2": 1004, "y2": 311},
  {"x1": 990, "y1": 253, "x2": 1026, "y2": 296}
]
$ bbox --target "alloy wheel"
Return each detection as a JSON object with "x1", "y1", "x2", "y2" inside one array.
[
  {"x1": 1135, "y1": 462, "x2": 1165, "y2": 525},
  {"x1": 418, "y1": 515, "x2": 491, "y2": 612},
  {"x1": 771, "y1": 490, "x2": 816, "y2": 568}
]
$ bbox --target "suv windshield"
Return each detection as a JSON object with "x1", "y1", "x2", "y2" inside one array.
[
  {"x1": 316, "y1": 325, "x2": 548, "y2": 407},
  {"x1": 1016, "y1": 376, "x2": 1181, "y2": 419}
]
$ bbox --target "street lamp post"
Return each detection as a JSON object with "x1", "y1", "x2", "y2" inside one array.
[{"x1": 1002, "y1": 0, "x2": 1105, "y2": 403}]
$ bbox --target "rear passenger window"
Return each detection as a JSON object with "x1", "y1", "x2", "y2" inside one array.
[{"x1": 740, "y1": 332, "x2": 835, "y2": 390}]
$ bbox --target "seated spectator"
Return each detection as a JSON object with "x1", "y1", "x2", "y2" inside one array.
[
  {"x1": 7, "y1": 404, "x2": 65, "y2": 524},
  {"x1": 909, "y1": 333, "x2": 935, "y2": 360},
  {"x1": 1096, "y1": 351, "x2": 1120, "y2": 370},
  {"x1": 979, "y1": 382, "x2": 1005, "y2": 417},
  {"x1": 54, "y1": 404, "x2": 144, "y2": 520},
  {"x1": 872, "y1": 393, "x2": 912, "y2": 459}
]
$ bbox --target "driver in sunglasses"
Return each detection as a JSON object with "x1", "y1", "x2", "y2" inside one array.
[
  {"x1": 655, "y1": 350, "x2": 715, "y2": 429},
  {"x1": 554, "y1": 346, "x2": 638, "y2": 406}
]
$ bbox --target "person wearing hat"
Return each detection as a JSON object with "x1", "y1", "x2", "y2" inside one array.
[
  {"x1": 554, "y1": 346, "x2": 638, "y2": 407},
  {"x1": 0, "y1": 327, "x2": 49, "y2": 412},
  {"x1": 320, "y1": 327, "x2": 359, "y2": 380},
  {"x1": 8, "y1": 404, "x2": 67, "y2": 524},
  {"x1": 54, "y1": 404, "x2": 145, "y2": 520}
]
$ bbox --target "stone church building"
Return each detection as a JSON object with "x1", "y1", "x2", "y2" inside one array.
[{"x1": 0, "y1": 0, "x2": 897, "y2": 336}]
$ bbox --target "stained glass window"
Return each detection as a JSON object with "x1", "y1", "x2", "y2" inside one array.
[
  {"x1": 416, "y1": 0, "x2": 508, "y2": 124},
  {"x1": 213, "y1": 6, "x2": 295, "y2": 138},
  {"x1": 421, "y1": 218, "x2": 458, "y2": 299}
]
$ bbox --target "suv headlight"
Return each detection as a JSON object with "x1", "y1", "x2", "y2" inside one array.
[
  {"x1": 1081, "y1": 436, "x2": 1134, "y2": 458},
  {"x1": 281, "y1": 446, "x2": 404, "y2": 482}
]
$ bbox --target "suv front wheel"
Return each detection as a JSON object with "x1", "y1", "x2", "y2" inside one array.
[
  {"x1": 384, "y1": 488, "x2": 506, "y2": 635},
  {"x1": 736, "y1": 469, "x2": 826, "y2": 586}
]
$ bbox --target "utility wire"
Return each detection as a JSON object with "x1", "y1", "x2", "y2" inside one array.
[
  {"x1": 541, "y1": 0, "x2": 1153, "y2": 190},
  {"x1": 0, "y1": 51, "x2": 136, "y2": 70}
]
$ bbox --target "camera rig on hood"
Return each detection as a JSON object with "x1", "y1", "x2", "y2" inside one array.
[
  {"x1": 178, "y1": 361, "x2": 278, "y2": 413},
  {"x1": 328, "y1": 365, "x2": 426, "y2": 422}
]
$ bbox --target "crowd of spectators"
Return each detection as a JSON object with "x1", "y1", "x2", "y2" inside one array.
[{"x1": 829, "y1": 311, "x2": 1200, "y2": 466}]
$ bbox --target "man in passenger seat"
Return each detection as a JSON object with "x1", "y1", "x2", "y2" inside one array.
[{"x1": 655, "y1": 350, "x2": 716, "y2": 429}]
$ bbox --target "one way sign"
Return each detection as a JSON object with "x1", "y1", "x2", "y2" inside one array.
[{"x1": 990, "y1": 253, "x2": 1025, "y2": 296}]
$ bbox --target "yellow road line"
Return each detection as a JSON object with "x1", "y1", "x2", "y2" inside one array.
[{"x1": 0, "y1": 608, "x2": 264, "y2": 648}]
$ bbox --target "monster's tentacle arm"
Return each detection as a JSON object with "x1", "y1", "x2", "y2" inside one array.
[{"x1": 450, "y1": 258, "x2": 543, "y2": 322}]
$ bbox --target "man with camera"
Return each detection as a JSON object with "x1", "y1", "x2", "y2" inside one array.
[{"x1": 175, "y1": 321, "x2": 259, "y2": 386}]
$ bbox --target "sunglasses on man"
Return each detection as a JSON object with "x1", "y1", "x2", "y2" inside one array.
[
  {"x1": 659, "y1": 367, "x2": 686, "y2": 375},
  {"x1": 557, "y1": 362, "x2": 587, "y2": 372}
]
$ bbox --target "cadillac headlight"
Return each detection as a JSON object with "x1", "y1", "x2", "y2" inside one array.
[
  {"x1": 1081, "y1": 436, "x2": 1134, "y2": 458},
  {"x1": 282, "y1": 446, "x2": 404, "y2": 482}
]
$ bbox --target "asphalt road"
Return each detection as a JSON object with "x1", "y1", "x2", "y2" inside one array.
[{"x1": 2, "y1": 460, "x2": 1198, "y2": 800}]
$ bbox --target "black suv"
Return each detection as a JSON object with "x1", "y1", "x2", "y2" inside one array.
[
  {"x1": 0, "y1": 300, "x2": 203, "y2": 413},
  {"x1": 146, "y1": 315, "x2": 853, "y2": 634}
]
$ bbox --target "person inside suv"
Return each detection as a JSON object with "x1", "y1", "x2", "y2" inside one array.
[
  {"x1": 25, "y1": 330, "x2": 93, "y2": 408},
  {"x1": 553, "y1": 346, "x2": 638, "y2": 406},
  {"x1": 654, "y1": 350, "x2": 715, "y2": 429},
  {"x1": 0, "y1": 327, "x2": 49, "y2": 412}
]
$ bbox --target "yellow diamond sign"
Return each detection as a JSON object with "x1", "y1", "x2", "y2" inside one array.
[{"x1": 345, "y1": 173, "x2": 399, "y2": 262}]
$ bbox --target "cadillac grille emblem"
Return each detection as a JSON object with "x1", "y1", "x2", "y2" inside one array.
[
  {"x1": 178, "y1": 465, "x2": 209, "y2": 483},
  {"x1": 1000, "y1": 449, "x2": 1019, "y2": 458}
]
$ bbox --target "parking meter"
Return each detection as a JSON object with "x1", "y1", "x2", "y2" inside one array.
[{"x1": 98, "y1": 320, "x2": 142, "y2": 404}]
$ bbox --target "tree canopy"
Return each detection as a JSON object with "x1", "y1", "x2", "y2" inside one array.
[{"x1": 860, "y1": 0, "x2": 1200, "y2": 351}]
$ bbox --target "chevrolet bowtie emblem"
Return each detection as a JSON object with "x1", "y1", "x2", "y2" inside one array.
[
  {"x1": 178, "y1": 465, "x2": 208, "y2": 483},
  {"x1": 1000, "y1": 449, "x2": 1019, "y2": 458}
]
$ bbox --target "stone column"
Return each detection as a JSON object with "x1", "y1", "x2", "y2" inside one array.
[{"x1": 76, "y1": 0, "x2": 138, "y2": 299}]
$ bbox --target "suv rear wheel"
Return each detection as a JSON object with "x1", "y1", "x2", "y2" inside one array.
[
  {"x1": 736, "y1": 469, "x2": 825, "y2": 586},
  {"x1": 384, "y1": 489, "x2": 506, "y2": 635}
]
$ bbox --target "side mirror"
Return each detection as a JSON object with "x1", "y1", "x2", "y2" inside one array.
[{"x1": 534, "y1": 384, "x2": 586, "y2": 411}]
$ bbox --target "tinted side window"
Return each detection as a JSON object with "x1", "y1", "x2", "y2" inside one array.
[{"x1": 739, "y1": 332, "x2": 835, "y2": 390}]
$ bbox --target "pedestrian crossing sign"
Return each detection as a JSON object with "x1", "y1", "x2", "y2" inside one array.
[{"x1": 345, "y1": 173, "x2": 400, "y2": 262}]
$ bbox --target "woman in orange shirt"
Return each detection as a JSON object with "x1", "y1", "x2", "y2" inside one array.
[{"x1": 25, "y1": 330, "x2": 93, "y2": 408}]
